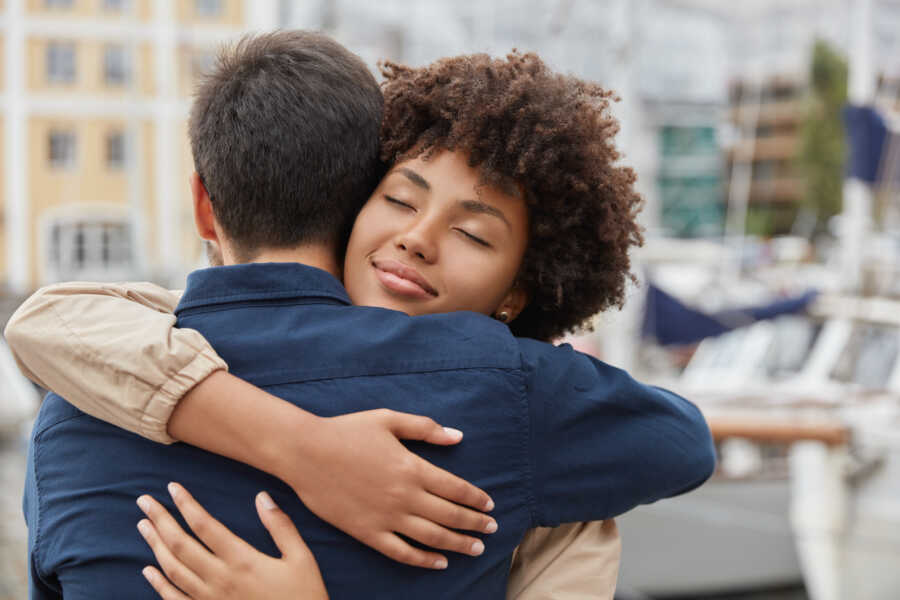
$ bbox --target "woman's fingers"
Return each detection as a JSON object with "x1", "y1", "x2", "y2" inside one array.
[
  {"x1": 137, "y1": 494, "x2": 221, "y2": 579},
  {"x1": 255, "y1": 491, "x2": 309, "y2": 558},
  {"x1": 137, "y1": 518, "x2": 206, "y2": 598},
  {"x1": 142, "y1": 566, "x2": 192, "y2": 600},
  {"x1": 166, "y1": 482, "x2": 252, "y2": 561},
  {"x1": 416, "y1": 491, "x2": 498, "y2": 536},
  {"x1": 371, "y1": 531, "x2": 450, "y2": 570},
  {"x1": 383, "y1": 411, "x2": 493, "y2": 512},
  {"x1": 398, "y1": 514, "x2": 486, "y2": 558}
]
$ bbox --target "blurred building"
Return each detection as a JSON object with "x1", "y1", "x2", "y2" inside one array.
[
  {"x1": 3, "y1": 0, "x2": 900, "y2": 295},
  {"x1": 1, "y1": 0, "x2": 277, "y2": 294},
  {"x1": 726, "y1": 76, "x2": 807, "y2": 236}
]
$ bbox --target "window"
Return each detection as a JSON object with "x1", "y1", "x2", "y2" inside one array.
[
  {"x1": 47, "y1": 219, "x2": 135, "y2": 282},
  {"x1": 44, "y1": 0, "x2": 74, "y2": 8},
  {"x1": 48, "y1": 131, "x2": 77, "y2": 169},
  {"x1": 106, "y1": 131, "x2": 127, "y2": 169},
  {"x1": 194, "y1": 0, "x2": 223, "y2": 17},
  {"x1": 189, "y1": 50, "x2": 216, "y2": 79},
  {"x1": 47, "y1": 42, "x2": 76, "y2": 84},
  {"x1": 103, "y1": 44, "x2": 131, "y2": 85},
  {"x1": 102, "y1": 0, "x2": 130, "y2": 11}
]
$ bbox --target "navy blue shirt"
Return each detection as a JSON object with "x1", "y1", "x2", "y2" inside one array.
[{"x1": 25, "y1": 263, "x2": 715, "y2": 599}]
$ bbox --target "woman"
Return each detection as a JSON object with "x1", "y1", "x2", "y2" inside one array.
[{"x1": 11, "y1": 52, "x2": 649, "y2": 599}]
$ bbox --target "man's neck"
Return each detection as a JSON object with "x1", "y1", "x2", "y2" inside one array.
[{"x1": 234, "y1": 245, "x2": 342, "y2": 280}]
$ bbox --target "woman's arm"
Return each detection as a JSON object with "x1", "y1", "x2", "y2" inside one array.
[
  {"x1": 4, "y1": 281, "x2": 220, "y2": 443},
  {"x1": 5, "y1": 282, "x2": 496, "y2": 568}
]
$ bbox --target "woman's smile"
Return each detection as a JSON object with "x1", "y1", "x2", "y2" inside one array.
[{"x1": 371, "y1": 258, "x2": 439, "y2": 299}]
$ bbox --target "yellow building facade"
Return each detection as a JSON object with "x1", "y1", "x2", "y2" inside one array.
[{"x1": 2, "y1": 0, "x2": 277, "y2": 293}]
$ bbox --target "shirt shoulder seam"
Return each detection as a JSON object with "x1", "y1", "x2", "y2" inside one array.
[{"x1": 514, "y1": 344, "x2": 540, "y2": 527}]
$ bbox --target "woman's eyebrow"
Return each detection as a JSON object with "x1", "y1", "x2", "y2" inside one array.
[
  {"x1": 458, "y1": 199, "x2": 511, "y2": 229},
  {"x1": 396, "y1": 168, "x2": 430, "y2": 191}
]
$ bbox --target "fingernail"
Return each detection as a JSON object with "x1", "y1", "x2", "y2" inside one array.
[
  {"x1": 442, "y1": 427, "x2": 463, "y2": 441},
  {"x1": 136, "y1": 496, "x2": 150, "y2": 513},
  {"x1": 137, "y1": 519, "x2": 150, "y2": 535},
  {"x1": 484, "y1": 520, "x2": 498, "y2": 534},
  {"x1": 142, "y1": 566, "x2": 157, "y2": 582},
  {"x1": 257, "y1": 491, "x2": 277, "y2": 510},
  {"x1": 470, "y1": 540, "x2": 485, "y2": 556},
  {"x1": 433, "y1": 558, "x2": 448, "y2": 569},
  {"x1": 484, "y1": 498, "x2": 495, "y2": 511},
  {"x1": 167, "y1": 482, "x2": 180, "y2": 501}
]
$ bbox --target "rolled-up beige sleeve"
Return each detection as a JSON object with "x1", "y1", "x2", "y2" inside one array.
[
  {"x1": 3, "y1": 281, "x2": 227, "y2": 444},
  {"x1": 508, "y1": 520, "x2": 620, "y2": 600}
]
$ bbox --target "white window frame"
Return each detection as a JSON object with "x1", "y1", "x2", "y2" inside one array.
[
  {"x1": 47, "y1": 42, "x2": 76, "y2": 84},
  {"x1": 48, "y1": 130, "x2": 77, "y2": 169}
]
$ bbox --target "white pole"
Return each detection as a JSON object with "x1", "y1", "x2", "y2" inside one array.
[
  {"x1": 789, "y1": 441, "x2": 848, "y2": 600},
  {"x1": 246, "y1": 0, "x2": 279, "y2": 33},
  {"x1": 840, "y1": 0, "x2": 874, "y2": 292},
  {"x1": 723, "y1": 77, "x2": 760, "y2": 285},
  {"x1": 5, "y1": 0, "x2": 29, "y2": 293},
  {"x1": 598, "y1": 0, "x2": 638, "y2": 372},
  {"x1": 127, "y1": 9, "x2": 147, "y2": 279},
  {"x1": 153, "y1": 0, "x2": 178, "y2": 284}
]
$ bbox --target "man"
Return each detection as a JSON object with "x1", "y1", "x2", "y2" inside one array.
[{"x1": 12, "y1": 31, "x2": 714, "y2": 599}]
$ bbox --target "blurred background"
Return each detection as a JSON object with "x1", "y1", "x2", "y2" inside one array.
[{"x1": 2, "y1": 0, "x2": 900, "y2": 598}]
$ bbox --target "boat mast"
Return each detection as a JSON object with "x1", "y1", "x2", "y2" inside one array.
[{"x1": 840, "y1": 0, "x2": 875, "y2": 292}]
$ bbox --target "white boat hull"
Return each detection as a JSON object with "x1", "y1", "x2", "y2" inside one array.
[{"x1": 616, "y1": 478, "x2": 801, "y2": 596}]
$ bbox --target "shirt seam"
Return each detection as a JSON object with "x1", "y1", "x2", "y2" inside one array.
[
  {"x1": 30, "y1": 413, "x2": 81, "y2": 586},
  {"x1": 240, "y1": 362, "x2": 521, "y2": 388},
  {"x1": 516, "y1": 352, "x2": 540, "y2": 527},
  {"x1": 176, "y1": 289, "x2": 350, "y2": 312}
]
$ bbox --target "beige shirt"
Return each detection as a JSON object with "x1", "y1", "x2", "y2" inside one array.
[{"x1": 5, "y1": 282, "x2": 620, "y2": 599}]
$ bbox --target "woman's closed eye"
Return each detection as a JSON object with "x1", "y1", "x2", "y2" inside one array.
[
  {"x1": 385, "y1": 195, "x2": 416, "y2": 211},
  {"x1": 455, "y1": 228, "x2": 491, "y2": 247}
]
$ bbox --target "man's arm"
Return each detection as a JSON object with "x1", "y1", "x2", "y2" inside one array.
[
  {"x1": 522, "y1": 339, "x2": 716, "y2": 527},
  {"x1": 5, "y1": 282, "x2": 496, "y2": 568}
]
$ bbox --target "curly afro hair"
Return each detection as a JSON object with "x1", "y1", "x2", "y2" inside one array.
[{"x1": 379, "y1": 51, "x2": 643, "y2": 342}]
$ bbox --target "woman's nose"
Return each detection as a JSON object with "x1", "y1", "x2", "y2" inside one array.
[{"x1": 395, "y1": 224, "x2": 437, "y2": 263}]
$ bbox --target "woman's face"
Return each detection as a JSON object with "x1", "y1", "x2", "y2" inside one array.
[{"x1": 343, "y1": 150, "x2": 529, "y2": 318}]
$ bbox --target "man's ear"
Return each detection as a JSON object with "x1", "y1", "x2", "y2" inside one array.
[
  {"x1": 495, "y1": 286, "x2": 529, "y2": 323},
  {"x1": 191, "y1": 172, "x2": 218, "y2": 244}
]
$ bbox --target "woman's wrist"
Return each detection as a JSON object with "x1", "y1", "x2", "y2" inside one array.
[{"x1": 168, "y1": 370, "x2": 322, "y2": 481}]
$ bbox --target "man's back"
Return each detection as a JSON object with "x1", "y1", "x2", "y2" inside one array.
[{"x1": 25, "y1": 263, "x2": 714, "y2": 599}]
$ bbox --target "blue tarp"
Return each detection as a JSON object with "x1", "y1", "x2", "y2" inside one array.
[
  {"x1": 843, "y1": 104, "x2": 888, "y2": 184},
  {"x1": 641, "y1": 284, "x2": 819, "y2": 346}
]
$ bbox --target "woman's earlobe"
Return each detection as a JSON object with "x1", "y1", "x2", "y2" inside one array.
[{"x1": 495, "y1": 287, "x2": 529, "y2": 323}]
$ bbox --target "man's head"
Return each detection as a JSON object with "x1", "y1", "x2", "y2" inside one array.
[{"x1": 189, "y1": 30, "x2": 384, "y2": 265}]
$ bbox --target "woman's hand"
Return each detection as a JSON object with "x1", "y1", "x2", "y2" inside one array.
[
  {"x1": 169, "y1": 373, "x2": 497, "y2": 569},
  {"x1": 136, "y1": 482, "x2": 328, "y2": 600}
]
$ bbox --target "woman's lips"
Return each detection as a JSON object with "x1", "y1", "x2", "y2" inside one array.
[{"x1": 372, "y1": 259, "x2": 438, "y2": 299}]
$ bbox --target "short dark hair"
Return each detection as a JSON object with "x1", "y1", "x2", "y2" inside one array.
[
  {"x1": 189, "y1": 30, "x2": 384, "y2": 260},
  {"x1": 380, "y1": 52, "x2": 644, "y2": 341}
]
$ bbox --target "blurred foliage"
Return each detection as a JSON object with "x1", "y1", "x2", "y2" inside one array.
[
  {"x1": 797, "y1": 40, "x2": 848, "y2": 230},
  {"x1": 745, "y1": 205, "x2": 799, "y2": 237}
]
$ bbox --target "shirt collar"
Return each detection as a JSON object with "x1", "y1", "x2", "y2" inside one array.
[{"x1": 175, "y1": 262, "x2": 351, "y2": 315}]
